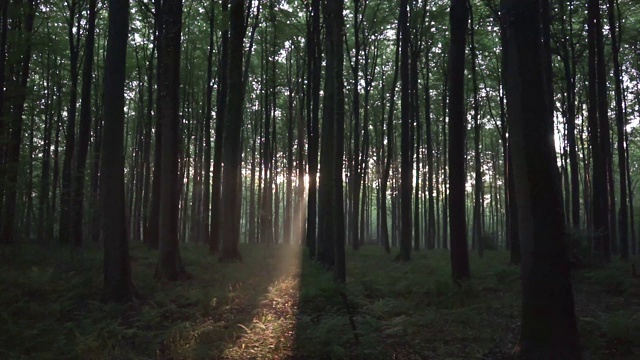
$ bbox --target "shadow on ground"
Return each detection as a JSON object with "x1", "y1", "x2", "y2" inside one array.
[{"x1": 1, "y1": 243, "x2": 638, "y2": 359}]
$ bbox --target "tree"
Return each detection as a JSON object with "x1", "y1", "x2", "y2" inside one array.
[
  {"x1": 101, "y1": 0, "x2": 137, "y2": 302},
  {"x1": 59, "y1": 0, "x2": 83, "y2": 245},
  {"x1": 469, "y1": 0, "x2": 483, "y2": 258},
  {"x1": 210, "y1": 0, "x2": 229, "y2": 254},
  {"x1": 587, "y1": 0, "x2": 611, "y2": 262},
  {"x1": 558, "y1": 0, "x2": 580, "y2": 230},
  {"x1": 219, "y1": 0, "x2": 245, "y2": 263},
  {"x1": 156, "y1": 0, "x2": 188, "y2": 280},
  {"x1": 502, "y1": 0, "x2": 581, "y2": 357},
  {"x1": 305, "y1": 0, "x2": 321, "y2": 258},
  {"x1": 396, "y1": 0, "x2": 412, "y2": 262},
  {"x1": 317, "y1": 0, "x2": 346, "y2": 282},
  {"x1": 607, "y1": 0, "x2": 629, "y2": 259},
  {"x1": 2, "y1": 0, "x2": 36, "y2": 244},
  {"x1": 71, "y1": 0, "x2": 98, "y2": 247},
  {"x1": 447, "y1": 0, "x2": 470, "y2": 280}
]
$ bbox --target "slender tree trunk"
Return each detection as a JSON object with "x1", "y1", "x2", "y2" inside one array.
[
  {"x1": 424, "y1": 57, "x2": 436, "y2": 250},
  {"x1": 0, "y1": 0, "x2": 10, "y2": 229},
  {"x1": 381, "y1": 32, "x2": 400, "y2": 255},
  {"x1": 470, "y1": 0, "x2": 482, "y2": 258},
  {"x1": 411, "y1": 45, "x2": 421, "y2": 252},
  {"x1": 101, "y1": 0, "x2": 137, "y2": 303},
  {"x1": 607, "y1": 0, "x2": 629, "y2": 259},
  {"x1": 305, "y1": 0, "x2": 321, "y2": 257},
  {"x1": 349, "y1": 0, "x2": 362, "y2": 251},
  {"x1": 397, "y1": 0, "x2": 412, "y2": 262},
  {"x1": 71, "y1": 0, "x2": 98, "y2": 247},
  {"x1": 60, "y1": 0, "x2": 82, "y2": 245},
  {"x1": 219, "y1": 0, "x2": 245, "y2": 262},
  {"x1": 146, "y1": 0, "x2": 163, "y2": 249},
  {"x1": 318, "y1": 0, "x2": 346, "y2": 281},
  {"x1": 448, "y1": 0, "x2": 470, "y2": 280},
  {"x1": 38, "y1": 48, "x2": 53, "y2": 242},
  {"x1": 156, "y1": 0, "x2": 188, "y2": 280},
  {"x1": 588, "y1": 0, "x2": 611, "y2": 262},
  {"x1": 210, "y1": 0, "x2": 229, "y2": 254},
  {"x1": 2, "y1": 0, "x2": 36, "y2": 244},
  {"x1": 559, "y1": 0, "x2": 580, "y2": 229},
  {"x1": 201, "y1": 3, "x2": 215, "y2": 246}
]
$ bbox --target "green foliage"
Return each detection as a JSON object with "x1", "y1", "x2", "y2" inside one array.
[
  {"x1": 1, "y1": 244, "x2": 639, "y2": 359},
  {"x1": 566, "y1": 228, "x2": 599, "y2": 267}
]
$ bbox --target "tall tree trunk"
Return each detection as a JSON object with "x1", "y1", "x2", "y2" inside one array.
[
  {"x1": 411, "y1": 45, "x2": 421, "y2": 252},
  {"x1": 156, "y1": 0, "x2": 187, "y2": 280},
  {"x1": 284, "y1": 50, "x2": 294, "y2": 244},
  {"x1": 305, "y1": 0, "x2": 321, "y2": 257},
  {"x1": 607, "y1": 0, "x2": 629, "y2": 259},
  {"x1": 349, "y1": 0, "x2": 362, "y2": 251},
  {"x1": 201, "y1": 2, "x2": 215, "y2": 246},
  {"x1": 317, "y1": 0, "x2": 346, "y2": 281},
  {"x1": 210, "y1": 0, "x2": 229, "y2": 254},
  {"x1": 146, "y1": 0, "x2": 163, "y2": 249},
  {"x1": 2, "y1": 0, "x2": 36, "y2": 244},
  {"x1": 559, "y1": 0, "x2": 580, "y2": 229},
  {"x1": 470, "y1": 0, "x2": 482, "y2": 258},
  {"x1": 398, "y1": 0, "x2": 412, "y2": 261},
  {"x1": 441, "y1": 56, "x2": 448, "y2": 250},
  {"x1": 381, "y1": 31, "x2": 400, "y2": 255},
  {"x1": 219, "y1": 0, "x2": 245, "y2": 262},
  {"x1": 38, "y1": 47, "x2": 54, "y2": 242},
  {"x1": 425, "y1": 58, "x2": 436, "y2": 250},
  {"x1": 101, "y1": 0, "x2": 137, "y2": 303},
  {"x1": 60, "y1": 0, "x2": 82, "y2": 245},
  {"x1": 71, "y1": 0, "x2": 98, "y2": 247},
  {"x1": 587, "y1": 0, "x2": 611, "y2": 262},
  {"x1": 448, "y1": 0, "x2": 470, "y2": 280},
  {"x1": 0, "y1": 0, "x2": 9, "y2": 227},
  {"x1": 502, "y1": 0, "x2": 581, "y2": 356}
]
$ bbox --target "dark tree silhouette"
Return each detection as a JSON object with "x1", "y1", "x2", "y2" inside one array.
[
  {"x1": 101, "y1": 0, "x2": 137, "y2": 302},
  {"x1": 219, "y1": 0, "x2": 245, "y2": 263},
  {"x1": 210, "y1": 0, "x2": 229, "y2": 255},
  {"x1": 156, "y1": 0, "x2": 188, "y2": 280},
  {"x1": 447, "y1": 0, "x2": 470, "y2": 280},
  {"x1": 502, "y1": 0, "x2": 581, "y2": 357},
  {"x1": 397, "y1": 0, "x2": 412, "y2": 262},
  {"x1": 71, "y1": 0, "x2": 97, "y2": 247},
  {"x1": 317, "y1": 0, "x2": 346, "y2": 282},
  {"x1": 2, "y1": 0, "x2": 36, "y2": 244},
  {"x1": 305, "y1": 0, "x2": 321, "y2": 258}
]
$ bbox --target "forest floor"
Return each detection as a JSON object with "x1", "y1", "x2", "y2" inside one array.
[{"x1": 1, "y1": 242, "x2": 639, "y2": 360}]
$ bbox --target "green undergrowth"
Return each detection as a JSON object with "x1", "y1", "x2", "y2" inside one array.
[{"x1": 0, "y1": 243, "x2": 638, "y2": 359}]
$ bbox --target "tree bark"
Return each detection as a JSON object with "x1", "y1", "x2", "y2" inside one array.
[
  {"x1": 502, "y1": 0, "x2": 581, "y2": 356},
  {"x1": 448, "y1": 0, "x2": 470, "y2": 280},
  {"x1": 156, "y1": 0, "x2": 187, "y2": 280},
  {"x1": 101, "y1": 0, "x2": 137, "y2": 303},
  {"x1": 71, "y1": 0, "x2": 98, "y2": 247},
  {"x1": 305, "y1": 0, "x2": 321, "y2": 258},
  {"x1": 587, "y1": 0, "x2": 611, "y2": 262},
  {"x1": 59, "y1": 0, "x2": 82, "y2": 245},
  {"x1": 2, "y1": 0, "x2": 36, "y2": 244},
  {"x1": 219, "y1": 0, "x2": 245, "y2": 263},
  {"x1": 210, "y1": 0, "x2": 230, "y2": 254},
  {"x1": 398, "y1": 0, "x2": 412, "y2": 262},
  {"x1": 607, "y1": 0, "x2": 629, "y2": 259}
]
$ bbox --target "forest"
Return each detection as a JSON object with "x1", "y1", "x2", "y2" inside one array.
[{"x1": 1, "y1": 0, "x2": 640, "y2": 358}]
